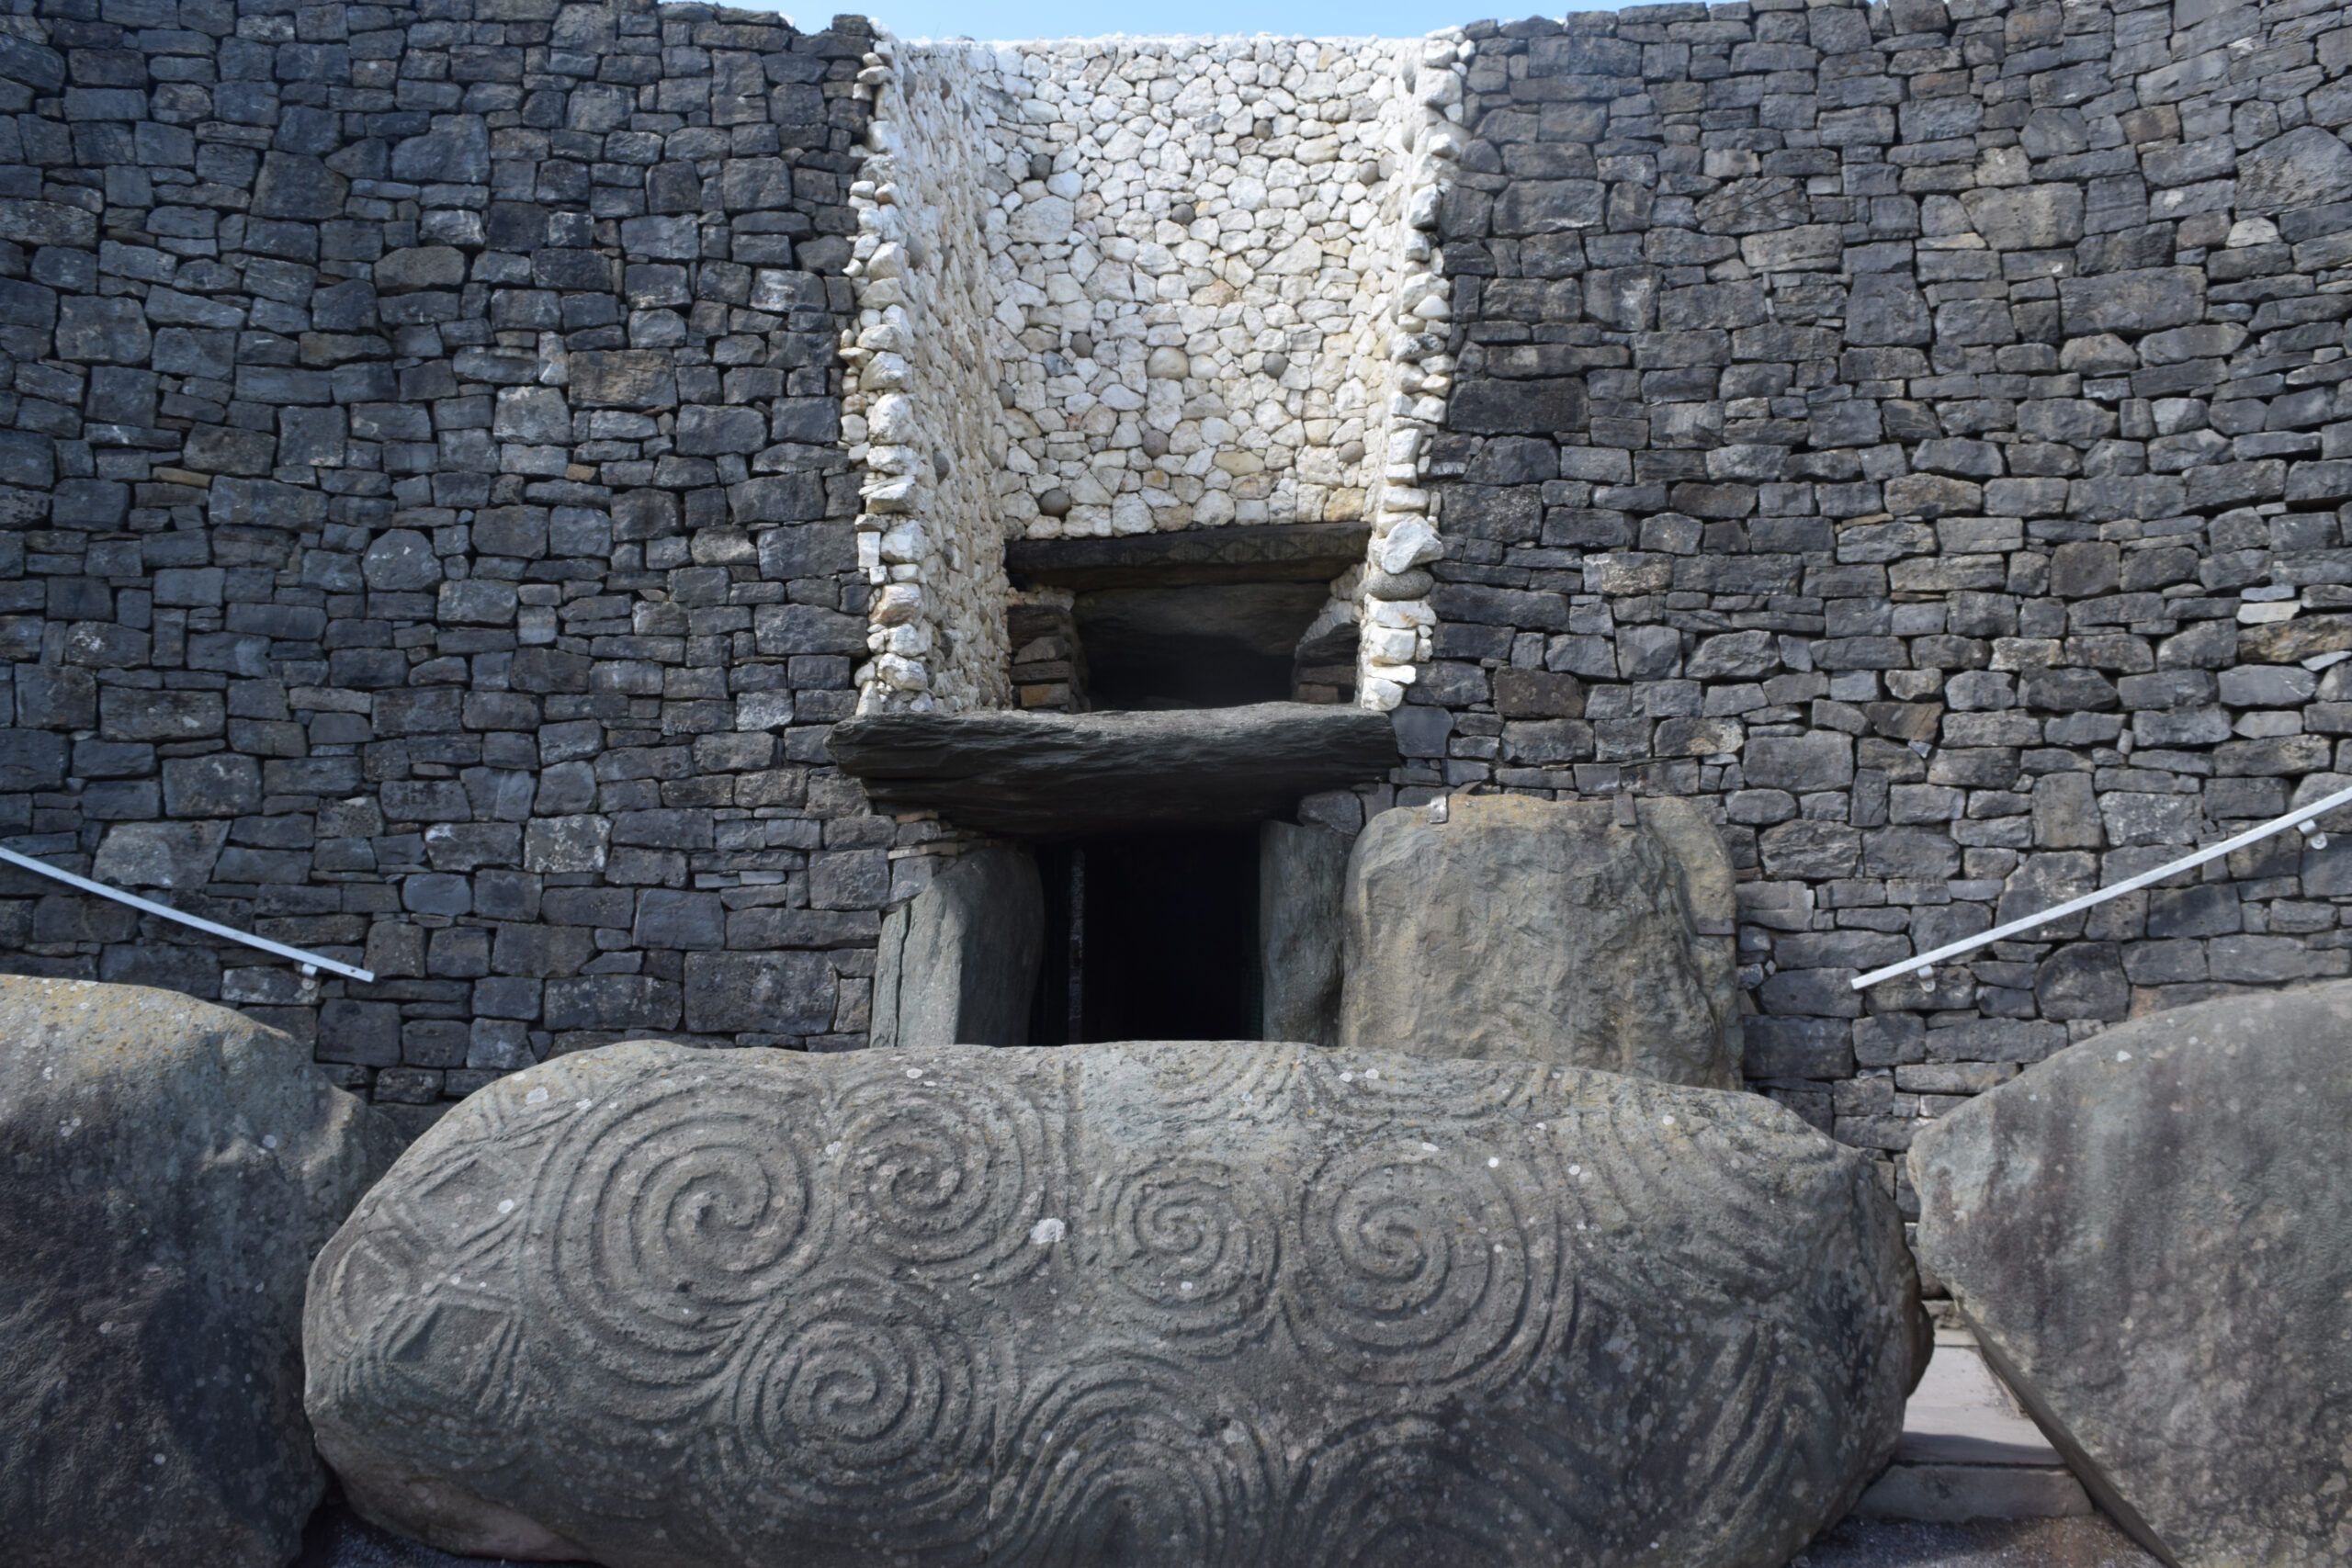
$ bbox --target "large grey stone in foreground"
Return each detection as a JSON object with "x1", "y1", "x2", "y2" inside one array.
[
  {"x1": 307, "y1": 1039, "x2": 1922, "y2": 1568},
  {"x1": 870, "y1": 844, "x2": 1044, "y2": 1048},
  {"x1": 0, "y1": 977, "x2": 398, "y2": 1568},
  {"x1": 1340, "y1": 795, "x2": 1743, "y2": 1088},
  {"x1": 1911, "y1": 984, "x2": 2352, "y2": 1568},
  {"x1": 827, "y1": 701, "x2": 1399, "y2": 837}
]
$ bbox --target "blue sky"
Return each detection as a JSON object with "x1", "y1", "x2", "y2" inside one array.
[{"x1": 776, "y1": 2, "x2": 1601, "y2": 42}]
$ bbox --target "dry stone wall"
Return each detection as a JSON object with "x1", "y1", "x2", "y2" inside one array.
[
  {"x1": 6, "y1": 0, "x2": 2352, "y2": 1177},
  {"x1": 1417, "y1": 0, "x2": 2352, "y2": 1227},
  {"x1": 0, "y1": 0, "x2": 890, "y2": 1125}
]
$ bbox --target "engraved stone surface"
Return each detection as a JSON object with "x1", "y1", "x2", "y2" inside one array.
[
  {"x1": 305, "y1": 1038, "x2": 1922, "y2": 1568},
  {"x1": 1911, "y1": 985, "x2": 2352, "y2": 1568},
  {"x1": 1339, "y1": 795, "x2": 1744, "y2": 1088},
  {"x1": 0, "y1": 977, "x2": 398, "y2": 1568}
]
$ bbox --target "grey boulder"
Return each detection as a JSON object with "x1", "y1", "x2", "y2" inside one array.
[
  {"x1": 307, "y1": 1038, "x2": 1922, "y2": 1568},
  {"x1": 870, "y1": 844, "x2": 1044, "y2": 1048},
  {"x1": 0, "y1": 977, "x2": 398, "y2": 1568},
  {"x1": 1911, "y1": 983, "x2": 2352, "y2": 1567},
  {"x1": 1339, "y1": 795, "x2": 1744, "y2": 1088}
]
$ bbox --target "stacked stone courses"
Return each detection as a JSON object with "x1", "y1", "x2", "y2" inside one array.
[
  {"x1": 1422, "y1": 0, "x2": 2352, "y2": 1226},
  {"x1": 6, "y1": 0, "x2": 2352, "y2": 1230},
  {"x1": 0, "y1": 0, "x2": 889, "y2": 1121}
]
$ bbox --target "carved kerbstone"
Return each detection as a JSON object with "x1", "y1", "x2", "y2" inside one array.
[
  {"x1": 306, "y1": 1039, "x2": 1922, "y2": 1568},
  {"x1": 1340, "y1": 795, "x2": 1744, "y2": 1089}
]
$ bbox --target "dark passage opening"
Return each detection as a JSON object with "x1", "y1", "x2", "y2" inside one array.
[
  {"x1": 1031, "y1": 828, "x2": 1261, "y2": 1043},
  {"x1": 1074, "y1": 581, "x2": 1336, "y2": 710}
]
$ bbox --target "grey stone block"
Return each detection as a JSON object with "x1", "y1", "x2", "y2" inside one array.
[
  {"x1": 1340, "y1": 795, "x2": 1742, "y2": 1089},
  {"x1": 306, "y1": 1039, "x2": 1924, "y2": 1568},
  {"x1": 871, "y1": 845, "x2": 1044, "y2": 1050},
  {"x1": 1914, "y1": 985, "x2": 2352, "y2": 1568}
]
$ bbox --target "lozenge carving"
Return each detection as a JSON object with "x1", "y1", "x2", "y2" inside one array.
[{"x1": 305, "y1": 1039, "x2": 1922, "y2": 1568}]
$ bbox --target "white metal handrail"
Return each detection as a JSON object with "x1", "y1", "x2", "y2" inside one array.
[
  {"x1": 1850, "y1": 781, "x2": 2352, "y2": 990},
  {"x1": 0, "y1": 844, "x2": 375, "y2": 983}
]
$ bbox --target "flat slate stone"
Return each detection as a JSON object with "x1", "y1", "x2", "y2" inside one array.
[
  {"x1": 306, "y1": 1038, "x2": 1924, "y2": 1568},
  {"x1": 1004, "y1": 523, "x2": 1371, "y2": 590},
  {"x1": 1910, "y1": 983, "x2": 2352, "y2": 1568},
  {"x1": 828, "y1": 702, "x2": 1399, "y2": 838}
]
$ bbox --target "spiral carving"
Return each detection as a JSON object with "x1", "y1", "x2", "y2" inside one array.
[
  {"x1": 532, "y1": 1069, "x2": 825, "y2": 1406},
  {"x1": 992, "y1": 1353, "x2": 1278, "y2": 1566},
  {"x1": 1281, "y1": 1414, "x2": 1589, "y2": 1568},
  {"x1": 704, "y1": 1272, "x2": 991, "y2": 1562},
  {"x1": 1127, "y1": 1040, "x2": 1303, "y2": 1121},
  {"x1": 831, "y1": 1057, "x2": 1054, "y2": 1286},
  {"x1": 1091, "y1": 1155, "x2": 1280, "y2": 1352},
  {"x1": 1287, "y1": 1136, "x2": 1549, "y2": 1392},
  {"x1": 308, "y1": 1040, "x2": 1916, "y2": 1568},
  {"x1": 1300, "y1": 1049, "x2": 1555, "y2": 1127}
]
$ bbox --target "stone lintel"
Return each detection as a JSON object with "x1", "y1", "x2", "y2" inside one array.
[
  {"x1": 1003, "y1": 523, "x2": 1373, "y2": 592},
  {"x1": 827, "y1": 701, "x2": 1398, "y2": 838}
]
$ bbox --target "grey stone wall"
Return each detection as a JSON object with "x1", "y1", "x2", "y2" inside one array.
[
  {"x1": 1422, "y1": 0, "x2": 2352, "y2": 1222},
  {"x1": 0, "y1": 0, "x2": 885, "y2": 1126},
  {"x1": 6, "y1": 0, "x2": 2352, "y2": 1190}
]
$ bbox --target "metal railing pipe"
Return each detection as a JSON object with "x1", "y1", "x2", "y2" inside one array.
[
  {"x1": 0, "y1": 844, "x2": 374, "y2": 983},
  {"x1": 1850, "y1": 780, "x2": 2352, "y2": 991}
]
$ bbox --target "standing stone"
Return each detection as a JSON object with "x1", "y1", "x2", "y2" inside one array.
[
  {"x1": 306, "y1": 1039, "x2": 1925, "y2": 1568},
  {"x1": 0, "y1": 977, "x2": 397, "y2": 1568},
  {"x1": 1339, "y1": 795, "x2": 1743, "y2": 1088},
  {"x1": 1911, "y1": 984, "x2": 2352, "y2": 1568},
  {"x1": 871, "y1": 845, "x2": 1044, "y2": 1048},
  {"x1": 1259, "y1": 821, "x2": 1347, "y2": 1046}
]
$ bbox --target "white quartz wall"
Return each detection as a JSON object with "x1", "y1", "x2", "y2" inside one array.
[
  {"x1": 954, "y1": 37, "x2": 1417, "y2": 538},
  {"x1": 844, "y1": 31, "x2": 1470, "y2": 713},
  {"x1": 844, "y1": 33, "x2": 1015, "y2": 713}
]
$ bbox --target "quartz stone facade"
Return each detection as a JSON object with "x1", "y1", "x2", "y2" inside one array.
[{"x1": 842, "y1": 32, "x2": 1469, "y2": 710}]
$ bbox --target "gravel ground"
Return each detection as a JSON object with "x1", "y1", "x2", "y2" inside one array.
[
  {"x1": 1792, "y1": 1516, "x2": 2162, "y2": 1568},
  {"x1": 303, "y1": 1502, "x2": 2164, "y2": 1568}
]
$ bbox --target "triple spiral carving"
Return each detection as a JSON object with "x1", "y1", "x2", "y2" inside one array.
[
  {"x1": 1289, "y1": 1136, "x2": 1546, "y2": 1391},
  {"x1": 534, "y1": 1069, "x2": 824, "y2": 1408}
]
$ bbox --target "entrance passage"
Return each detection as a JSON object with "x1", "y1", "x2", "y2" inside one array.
[{"x1": 1032, "y1": 828, "x2": 1261, "y2": 1043}]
